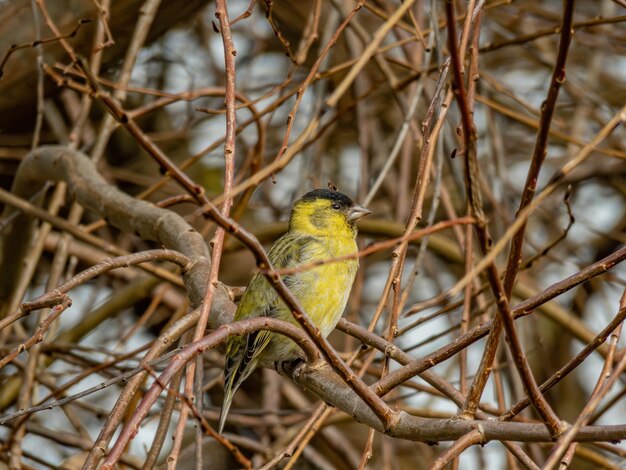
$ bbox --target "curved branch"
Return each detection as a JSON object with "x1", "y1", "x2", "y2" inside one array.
[{"x1": 0, "y1": 145, "x2": 218, "y2": 311}]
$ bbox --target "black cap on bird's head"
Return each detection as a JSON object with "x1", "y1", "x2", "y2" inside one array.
[{"x1": 300, "y1": 189, "x2": 354, "y2": 208}]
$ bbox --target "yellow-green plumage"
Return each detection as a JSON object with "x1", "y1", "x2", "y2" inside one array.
[{"x1": 219, "y1": 189, "x2": 371, "y2": 433}]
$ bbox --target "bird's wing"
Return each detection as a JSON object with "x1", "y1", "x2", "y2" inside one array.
[
  {"x1": 227, "y1": 233, "x2": 320, "y2": 362},
  {"x1": 220, "y1": 233, "x2": 319, "y2": 432}
]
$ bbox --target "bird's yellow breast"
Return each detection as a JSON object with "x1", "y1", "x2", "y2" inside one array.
[{"x1": 292, "y1": 233, "x2": 358, "y2": 337}]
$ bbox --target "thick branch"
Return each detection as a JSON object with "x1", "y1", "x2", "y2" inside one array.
[{"x1": 0, "y1": 146, "x2": 217, "y2": 311}]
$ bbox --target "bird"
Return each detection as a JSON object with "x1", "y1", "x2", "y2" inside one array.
[{"x1": 218, "y1": 188, "x2": 371, "y2": 433}]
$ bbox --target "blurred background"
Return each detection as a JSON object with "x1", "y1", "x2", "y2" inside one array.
[{"x1": 0, "y1": 0, "x2": 625, "y2": 468}]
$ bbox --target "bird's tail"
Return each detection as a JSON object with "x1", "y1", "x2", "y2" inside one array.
[
  {"x1": 220, "y1": 330, "x2": 269, "y2": 433},
  {"x1": 218, "y1": 357, "x2": 257, "y2": 434},
  {"x1": 218, "y1": 386, "x2": 235, "y2": 434}
]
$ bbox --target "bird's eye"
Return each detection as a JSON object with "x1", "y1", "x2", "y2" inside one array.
[{"x1": 331, "y1": 203, "x2": 341, "y2": 210}]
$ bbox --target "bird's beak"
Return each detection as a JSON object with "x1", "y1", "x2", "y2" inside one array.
[{"x1": 348, "y1": 204, "x2": 372, "y2": 222}]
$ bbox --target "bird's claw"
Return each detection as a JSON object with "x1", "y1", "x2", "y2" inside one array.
[{"x1": 274, "y1": 356, "x2": 306, "y2": 374}]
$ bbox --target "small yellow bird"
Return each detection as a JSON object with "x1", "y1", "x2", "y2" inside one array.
[{"x1": 219, "y1": 189, "x2": 371, "y2": 433}]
